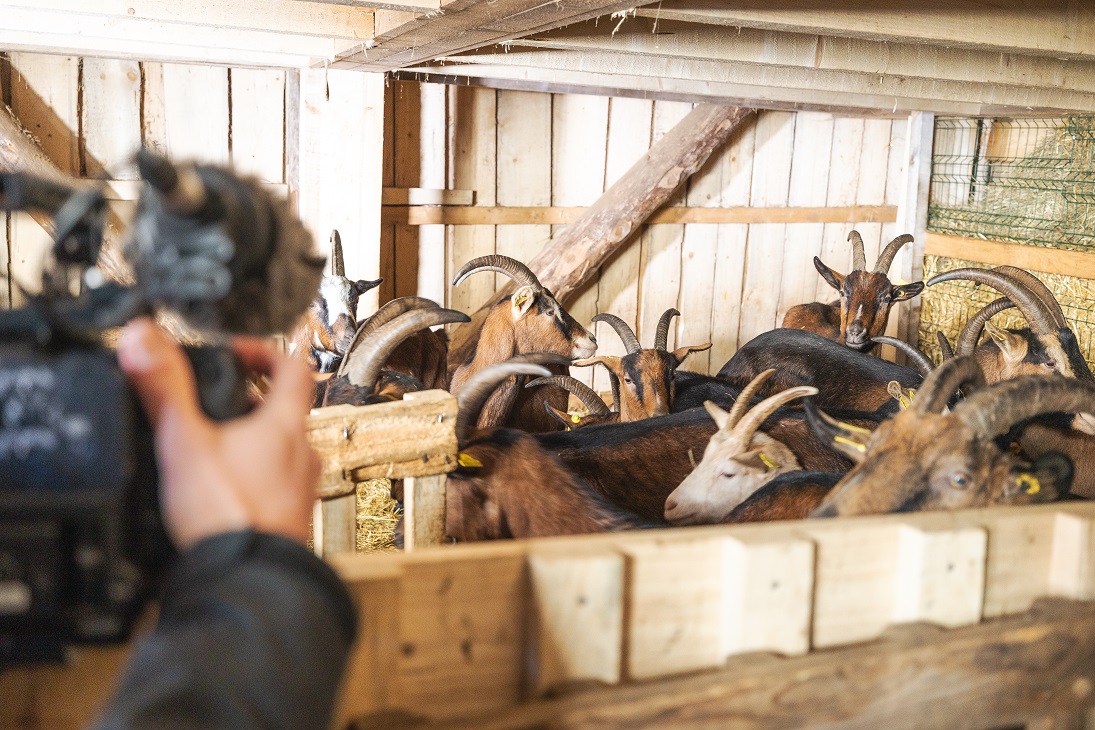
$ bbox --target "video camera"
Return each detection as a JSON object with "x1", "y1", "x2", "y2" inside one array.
[{"x1": 0, "y1": 151, "x2": 325, "y2": 664}]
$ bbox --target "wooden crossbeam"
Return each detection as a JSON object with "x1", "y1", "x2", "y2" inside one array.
[
  {"x1": 381, "y1": 204, "x2": 897, "y2": 226},
  {"x1": 925, "y1": 232, "x2": 1095, "y2": 281}
]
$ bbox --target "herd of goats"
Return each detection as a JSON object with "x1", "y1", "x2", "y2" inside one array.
[{"x1": 291, "y1": 229, "x2": 1095, "y2": 541}]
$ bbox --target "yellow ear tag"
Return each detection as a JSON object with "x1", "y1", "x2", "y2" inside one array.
[
  {"x1": 571, "y1": 414, "x2": 581, "y2": 424},
  {"x1": 1018, "y1": 473, "x2": 1041, "y2": 495},
  {"x1": 834, "y1": 436, "x2": 868, "y2": 453},
  {"x1": 458, "y1": 453, "x2": 483, "y2": 468},
  {"x1": 758, "y1": 452, "x2": 780, "y2": 470}
]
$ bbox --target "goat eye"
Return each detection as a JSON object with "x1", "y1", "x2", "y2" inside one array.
[
  {"x1": 624, "y1": 377, "x2": 633, "y2": 384},
  {"x1": 883, "y1": 296, "x2": 892, "y2": 303},
  {"x1": 839, "y1": 290, "x2": 846, "y2": 297},
  {"x1": 1044, "y1": 361, "x2": 1056, "y2": 369},
  {"x1": 948, "y1": 471, "x2": 972, "y2": 490}
]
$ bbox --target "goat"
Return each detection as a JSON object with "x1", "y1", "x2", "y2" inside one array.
[
  {"x1": 808, "y1": 357, "x2": 1081, "y2": 517},
  {"x1": 663, "y1": 369, "x2": 817, "y2": 526},
  {"x1": 322, "y1": 307, "x2": 469, "y2": 406},
  {"x1": 290, "y1": 230, "x2": 383, "y2": 372},
  {"x1": 340, "y1": 296, "x2": 453, "y2": 391},
  {"x1": 782, "y1": 230, "x2": 924, "y2": 350},
  {"x1": 716, "y1": 328, "x2": 922, "y2": 415},
  {"x1": 725, "y1": 471, "x2": 842, "y2": 523},
  {"x1": 523, "y1": 375, "x2": 617, "y2": 429},
  {"x1": 575, "y1": 309, "x2": 711, "y2": 421},
  {"x1": 449, "y1": 255, "x2": 596, "y2": 432}
]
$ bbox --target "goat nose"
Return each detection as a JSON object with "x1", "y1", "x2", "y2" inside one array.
[
  {"x1": 664, "y1": 497, "x2": 678, "y2": 514},
  {"x1": 847, "y1": 321, "x2": 865, "y2": 337}
]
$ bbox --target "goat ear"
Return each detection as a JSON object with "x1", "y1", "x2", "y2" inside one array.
[
  {"x1": 814, "y1": 257, "x2": 844, "y2": 291},
  {"x1": 573, "y1": 356, "x2": 623, "y2": 376},
  {"x1": 730, "y1": 450, "x2": 773, "y2": 471},
  {"x1": 984, "y1": 321, "x2": 1027, "y2": 365},
  {"x1": 544, "y1": 403, "x2": 579, "y2": 429},
  {"x1": 704, "y1": 400, "x2": 732, "y2": 431},
  {"x1": 670, "y1": 342, "x2": 713, "y2": 366},
  {"x1": 511, "y1": 285, "x2": 538, "y2": 320},
  {"x1": 890, "y1": 281, "x2": 925, "y2": 302}
]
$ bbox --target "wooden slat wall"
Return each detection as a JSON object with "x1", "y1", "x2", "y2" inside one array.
[{"x1": 397, "y1": 81, "x2": 909, "y2": 379}]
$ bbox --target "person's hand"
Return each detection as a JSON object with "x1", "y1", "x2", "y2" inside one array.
[{"x1": 117, "y1": 317, "x2": 320, "y2": 549}]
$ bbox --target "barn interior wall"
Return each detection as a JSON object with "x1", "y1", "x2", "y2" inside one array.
[{"x1": 385, "y1": 81, "x2": 913, "y2": 389}]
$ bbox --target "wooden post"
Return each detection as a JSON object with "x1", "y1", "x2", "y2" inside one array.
[
  {"x1": 895, "y1": 111, "x2": 933, "y2": 353},
  {"x1": 404, "y1": 474, "x2": 447, "y2": 552},
  {"x1": 449, "y1": 104, "x2": 756, "y2": 364},
  {"x1": 319, "y1": 491, "x2": 358, "y2": 556}
]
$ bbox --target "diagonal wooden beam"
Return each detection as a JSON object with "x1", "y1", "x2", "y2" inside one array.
[{"x1": 448, "y1": 103, "x2": 755, "y2": 364}]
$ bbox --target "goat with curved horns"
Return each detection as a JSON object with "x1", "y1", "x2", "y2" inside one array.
[
  {"x1": 340, "y1": 296, "x2": 454, "y2": 391},
  {"x1": 782, "y1": 230, "x2": 924, "y2": 350},
  {"x1": 290, "y1": 229, "x2": 383, "y2": 372},
  {"x1": 808, "y1": 356, "x2": 1081, "y2": 517},
  {"x1": 450, "y1": 255, "x2": 596, "y2": 432},
  {"x1": 524, "y1": 375, "x2": 617, "y2": 429},
  {"x1": 663, "y1": 369, "x2": 817, "y2": 526},
  {"x1": 575, "y1": 308, "x2": 711, "y2": 421}
]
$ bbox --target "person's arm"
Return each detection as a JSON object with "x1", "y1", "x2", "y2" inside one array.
[{"x1": 94, "y1": 319, "x2": 357, "y2": 730}]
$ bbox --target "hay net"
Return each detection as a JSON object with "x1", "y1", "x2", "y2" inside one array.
[{"x1": 919, "y1": 116, "x2": 1095, "y2": 365}]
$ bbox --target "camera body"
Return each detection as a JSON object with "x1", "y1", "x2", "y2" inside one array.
[{"x1": 0, "y1": 153, "x2": 323, "y2": 664}]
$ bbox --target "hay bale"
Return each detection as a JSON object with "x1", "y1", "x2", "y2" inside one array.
[{"x1": 355, "y1": 478, "x2": 400, "y2": 553}]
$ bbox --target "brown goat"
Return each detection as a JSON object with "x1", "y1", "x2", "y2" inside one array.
[
  {"x1": 449, "y1": 255, "x2": 596, "y2": 432},
  {"x1": 782, "y1": 230, "x2": 923, "y2": 350},
  {"x1": 342, "y1": 296, "x2": 452, "y2": 391},
  {"x1": 724, "y1": 471, "x2": 841, "y2": 523},
  {"x1": 809, "y1": 357, "x2": 1081, "y2": 517},
  {"x1": 575, "y1": 309, "x2": 711, "y2": 421},
  {"x1": 524, "y1": 375, "x2": 617, "y2": 429}
]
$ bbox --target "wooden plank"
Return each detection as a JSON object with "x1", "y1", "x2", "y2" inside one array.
[
  {"x1": 448, "y1": 85, "x2": 497, "y2": 314},
  {"x1": 449, "y1": 103, "x2": 754, "y2": 363},
  {"x1": 319, "y1": 492, "x2": 358, "y2": 555},
  {"x1": 391, "y1": 81, "x2": 422, "y2": 300},
  {"x1": 737, "y1": 111, "x2": 795, "y2": 345},
  {"x1": 81, "y1": 58, "x2": 142, "y2": 179},
  {"x1": 592, "y1": 96, "x2": 652, "y2": 393},
  {"x1": 890, "y1": 524, "x2": 986, "y2": 628},
  {"x1": 404, "y1": 475, "x2": 447, "y2": 552},
  {"x1": 880, "y1": 118, "x2": 911, "y2": 355},
  {"x1": 155, "y1": 64, "x2": 230, "y2": 164},
  {"x1": 527, "y1": 548, "x2": 624, "y2": 694},
  {"x1": 229, "y1": 68, "x2": 286, "y2": 184},
  {"x1": 306, "y1": 390, "x2": 457, "y2": 497},
  {"x1": 814, "y1": 117, "x2": 866, "y2": 303},
  {"x1": 8, "y1": 53, "x2": 80, "y2": 175},
  {"x1": 924, "y1": 232, "x2": 1095, "y2": 280},
  {"x1": 416, "y1": 82, "x2": 448, "y2": 303},
  {"x1": 632, "y1": 1, "x2": 1095, "y2": 60},
  {"x1": 383, "y1": 204, "x2": 897, "y2": 226},
  {"x1": 383, "y1": 187, "x2": 475, "y2": 206},
  {"x1": 895, "y1": 112, "x2": 933, "y2": 352},
  {"x1": 422, "y1": 598, "x2": 1095, "y2": 730}
]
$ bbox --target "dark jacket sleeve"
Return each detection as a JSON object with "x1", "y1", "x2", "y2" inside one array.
[{"x1": 94, "y1": 531, "x2": 357, "y2": 730}]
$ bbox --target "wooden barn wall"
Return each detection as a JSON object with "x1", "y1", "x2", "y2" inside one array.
[
  {"x1": 0, "y1": 52, "x2": 384, "y2": 319},
  {"x1": 385, "y1": 81, "x2": 911, "y2": 389}
]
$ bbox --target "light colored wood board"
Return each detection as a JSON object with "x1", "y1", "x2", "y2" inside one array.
[
  {"x1": 229, "y1": 68, "x2": 285, "y2": 184},
  {"x1": 416, "y1": 82, "x2": 448, "y2": 303},
  {"x1": 814, "y1": 117, "x2": 866, "y2": 303},
  {"x1": 495, "y1": 89, "x2": 552, "y2": 272},
  {"x1": 394, "y1": 553, "x2": 528, "y2": 721},
  {"x1": 8, "y1": 212, "x2": 53, "y2": 303},
  {"x1": 320, "y1": 492, "x2": 358, "y2": 555},
  {"x1": 551, "y1": 92, "x2": 609, "y2": 388},
  {"x1": 405, "y1": 474, "x2": 448, "y2": 552},
  {"x1": 737, "y1": 110, "x2": 795, "y2": 345},
  {"x1": 306, "y1": 390, "x2": 457, "y2": 495},
  {"x1": 81, "y1": 57, "x2": 141, "y2": 179},
  {"x1": 156, "y1": 64, "x2": 230, "y2": 164},
  {"x1": 449, "y1": 85, "x2": 497, "y2": 313},
  {"x1": 631, "y1": 1, "x2": 1095, "y2": 59},
  {"x1": 140, "y1": 62, "x2": 167, "y2": 154},
  {"x1": 0, "y1": 213, "x2": 9, "y2": 309},
  {"x1": 890, "y1": 524, "x2": 986, "y2": 628},
  {"x1": 528, "y1": 549, "x2": 624, "y2": 694},
  {"x1": 1048, "y1": 513, "x2": 1095, "y2": 601},
  {"x1": 708, "y1": 224, "x2": 749, "y2": 371},
  {"x1": 622, "y1": 537, "x2": 726, "y2": 680},
  {"x1": 880, "y1": 119, "x2": 911, "y2": 352},
  {"x1": 982, "y1": 512, "x2": 1058, "y2": 618},
  {"x1": 296, "y1": 69, "x2": 385, "y2": 313},
  {"x1": 777, "y1": 112, "x2": 833, "y2": 326},
  {"x1": 384, "y1": 187, "x2": 475, "y2": 206},
  {"x1": 895, "y1": 114, "x2": 931, "y2": 351},
  {"x1": 333, "y1": 564, "x2": 401, "y2": 728},
  {"x1": 722, "y1": 532, "x2": 814, "y2": 658},
  {"x1": 922, "y1": 233, "x2": 1095, "y2": 281},
  {"x1": 590, "y1": 96, "x2": 652, "y2": 393},
  {"x1": 8, "y1": 53, "x2": 80, "y2": 175},
  {"x1": 391, "y1": 81, "x2": 421, "y2": 299}
]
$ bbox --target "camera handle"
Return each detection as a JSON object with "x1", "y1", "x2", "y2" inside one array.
[{"x1": 182, "y1": 345, "x2": 254, "y2": 421}]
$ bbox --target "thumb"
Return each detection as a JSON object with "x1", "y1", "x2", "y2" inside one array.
[{"x1": 118, "y1": 318, "x2": 205, "y2": 431}]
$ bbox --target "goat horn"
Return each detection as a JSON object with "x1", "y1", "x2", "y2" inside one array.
[
  {"x1": 455, "y1": 353, "x2": 571, "y2": 445},
  {"x1": 591, "y1": 313, "x2": 641, "y2": 354},
  {"x1": 873, "y1": 233, "x2": 915, "y2": 274},
  {"x1": 343, "y1": 308, "x2": 470, "y2": 392},
  {"x1": 955, "y1": 297, "x2": 1016, "y2": 356},
  {"x1": 655, "y1": 308, "x2": 680, "y2": 351},
  {"x1": 936, "y1": 331, "x2": 955, "y2": 361},
  {"x1": 732, "y1": 385, "x2": 818, "y2": 447},
  {"x1": 912, "y1": 355, "x2": 986, "y2": 416},
  {"x1": 927, "y1": 268, "x2": 1058, "y2": 335},
  {"x1": 723, "y1": 368, "x2": 776, "y2": 433},
  {"x1": 330, "y1": 230, "x2": 345, "y2": 277},
  {"x1": 953, "y1": 376, "x2": 1095, "y2": 439},
  {"x1": 337, "y1": 297, "x2": 442, "y2": 378},
  {"x1": 525, "y1": 376, "x2": 611, "y2": 416},
  {"x1": 452, "y1": 255, "x2": 543, "y2": 292},
  {"x1": 848, "y1": 230, "x2": 867, "y2": 272},
  {"x1": 992, "y1": 266, "x2": 1066, "y2": 329},
  {"x1": 871, "y1": 336, "x2": 934, "y2": 376}
]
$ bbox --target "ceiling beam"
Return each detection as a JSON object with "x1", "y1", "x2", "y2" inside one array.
[
  {"x1": 524, "y1": 18, "x2": 1095, "y2": 96},
  {"x1": 633, "y1": 0, "x2": 1095, "y2": 59},
  {"x1": 430, "y1": 48, "x2": 1095, "y2": 115}
]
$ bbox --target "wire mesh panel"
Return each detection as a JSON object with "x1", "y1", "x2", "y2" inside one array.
[{"x1": 929, "y1": 117, "x2": 1095, "y2": 251}]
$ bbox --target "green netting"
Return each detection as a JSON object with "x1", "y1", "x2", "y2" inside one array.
[
  {"x1": 928, "y1": 117, "x2": 1095, "y2": 251},
  {"x1": 918, "y1": 255, "x2": 1095, "y2": 367}
]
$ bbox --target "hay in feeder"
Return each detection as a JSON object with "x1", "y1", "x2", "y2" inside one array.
[{"x1": 356, "y1": 478, "x2": 401, "y2": 553}]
